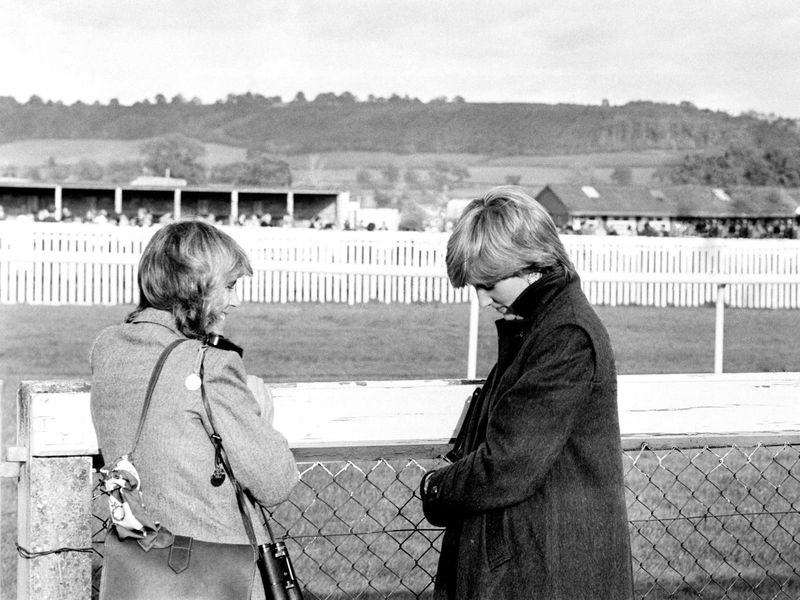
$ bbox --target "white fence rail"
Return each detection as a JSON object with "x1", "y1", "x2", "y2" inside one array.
[{"x1": 2, "y1": 222, "x2": 800, "y2": 308}]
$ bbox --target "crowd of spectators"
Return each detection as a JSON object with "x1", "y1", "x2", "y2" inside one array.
[
  {"x1": 3, "y1": 203, "x2": 799, "y2": 239},
  {"x1": 3, "y1": 205, "x2": 167, "y2": 226},
  {"x1": 0, "y1": 205, "x2": 397, "y2": 232},
  {"x1": 559, "y1": 216, "x2": 800, "y2": 239}
]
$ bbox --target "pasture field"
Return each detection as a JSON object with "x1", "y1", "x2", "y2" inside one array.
[
  {"x1": 1, "y1": 302, "x2": 799, "y2": 599},
  {"x1": 0, "y1": 141, "x2": 681, "y2": 188},
  {"x1": 0, "y1": 138, "x2": 247, "y2": 168},
  {"x1": 0, "y1": 140, "x2": 683, "y2": 191},
  {"x1": 0, "y1": 140, "x2": 683, "y2": 170}
]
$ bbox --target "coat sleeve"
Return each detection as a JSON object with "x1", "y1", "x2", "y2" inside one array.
[
  {"x1": 421, "y1": 324, "x2": 595, "y2": 526},
  {"x1": 201, "y1": 348, "x2": 300, "y2": 508}
]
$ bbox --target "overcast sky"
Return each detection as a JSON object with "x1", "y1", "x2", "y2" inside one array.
[{"x1": 3, "y1": 0, "x2": 799, "y2": 118}]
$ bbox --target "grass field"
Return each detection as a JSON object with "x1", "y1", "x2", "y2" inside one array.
[{"x1": 2, "y1": 301, "x2": 799, "y2": 599}]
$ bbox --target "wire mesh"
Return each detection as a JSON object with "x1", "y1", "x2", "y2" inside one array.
[{"x1": 90, "y1": 445, "x2": 799, "y2": 600}]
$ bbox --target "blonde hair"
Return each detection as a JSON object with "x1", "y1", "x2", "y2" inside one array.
[
  {"x1": 446, "y1": 186, "x2": 575, "y2": 288},
  {"x1": 128, "y1": 220, "x2": 253, "y2": 338}
]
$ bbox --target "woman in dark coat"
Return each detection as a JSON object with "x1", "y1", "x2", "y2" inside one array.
[{"x1": 421, "y1": 186, "x2": 634, "y2": 600}]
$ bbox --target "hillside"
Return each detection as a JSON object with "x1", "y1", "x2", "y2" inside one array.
[{"x1": 2, "y1": 95, "x2": 799, "y2": 157}]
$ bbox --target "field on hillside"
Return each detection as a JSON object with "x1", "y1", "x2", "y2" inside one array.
[
  {"x1": 0, "y1": 140, "x2": 683, "y2": 187},
  {"x1": 0, "y1": 138, "x2": 247, "y2": 167}
]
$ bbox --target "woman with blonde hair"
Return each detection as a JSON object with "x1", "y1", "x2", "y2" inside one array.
[
  {"x1": 91, "y1": 220, "x2": 299, "y2": 599},
  {"x1": 421, "y1": 186, "x2": 634, "y2": 599}
]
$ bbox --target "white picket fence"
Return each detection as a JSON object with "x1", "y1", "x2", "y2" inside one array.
[{"x1": 1, "y1": 222, "x2": 800, "y2": 308}]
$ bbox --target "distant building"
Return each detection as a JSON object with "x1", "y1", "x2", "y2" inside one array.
[
  {"x1": 536, "y1": 184, "x2": 800, "y2": 237},
  {"x1": 130, "y1": 175, "x2": 188, "y2": 187},
  {"x1": 445, "y1": 186, "x2": 543, "y2": 226},
  {"x1": 0, "y1": 180, "x2": 349, "y2": 227}
]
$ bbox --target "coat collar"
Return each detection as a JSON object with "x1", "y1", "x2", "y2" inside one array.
[
  {"x1": 491, "y1": 267, "x2": 571, "y2": 367},
  {"x1": 129, "y1": 307, "x2": 183, "y2": 336},
  {"x1": 508, "y1": 265, "x2": 571, "y2": 320}
]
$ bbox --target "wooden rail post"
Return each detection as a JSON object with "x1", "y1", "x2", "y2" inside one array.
[
  {"x1": 173, "y1": 188, "x2": 182, "y2": 221},
  {"x1": 16, "y1": 382, "x2": 94, "y2": 600},
  {"x1": 231, "y1": 190, "x2": 239, "y2": 226},
  {"x1": 114, "y1": 188, "x2": 123, "y2": 215}
]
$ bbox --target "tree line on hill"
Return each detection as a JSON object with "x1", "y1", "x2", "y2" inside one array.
[
  {"x1": 665, "y1": 144, "x2": 800, "y2": 188},
  {"x1": 2, "y1": 93, "x2": 800, "y2": 190},
  {"x1": 2, "y1": 93, "x2": 799, "y2": 156}
]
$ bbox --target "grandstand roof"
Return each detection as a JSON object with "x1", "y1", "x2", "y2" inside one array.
[{"x1": 0, "y1": 180, "x2": 344, "y2": 195}]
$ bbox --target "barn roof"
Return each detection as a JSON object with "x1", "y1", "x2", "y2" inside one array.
[{"x1": 538, "y1": 184, "x2": 800, "y2": 218}]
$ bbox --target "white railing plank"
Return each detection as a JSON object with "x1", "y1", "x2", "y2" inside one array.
[{"x1": 16, "y1": 373, "x2": 800, "y2": 459}]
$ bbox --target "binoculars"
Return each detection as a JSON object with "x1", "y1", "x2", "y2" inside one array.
[{"x1": 258, "y1": 540, "x2": 304, "y2": 600}]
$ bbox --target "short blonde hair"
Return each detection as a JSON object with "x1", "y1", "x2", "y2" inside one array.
[
  {"x1": 446, "y1": 186, "x2": 575, "y2": 288},
  {"x1": 128, "y1": 220, "x2": 253, "y2": 338}
]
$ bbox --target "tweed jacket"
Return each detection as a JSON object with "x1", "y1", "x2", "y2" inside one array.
[
  {"x1": 421, "y1": 268, "x2": 634, "y2": 600},
  {"x1": 90, "y1": 308, "x2": 300, "y2": 547}
]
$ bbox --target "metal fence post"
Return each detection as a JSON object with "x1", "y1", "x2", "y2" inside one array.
[{"x1": 714, "y1": 283, "x2": 727, "y2": 374}]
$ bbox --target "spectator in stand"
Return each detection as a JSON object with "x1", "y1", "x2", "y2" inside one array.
[
  {"x1": 134, "y1": 207, "x2": 153, "y2": 227},
  {"x1": 243, "y1": 213, "x2": 260, "y2": 227},
  {"x1": 37, "y1": 205, "x2": 57, "y2": 222}
]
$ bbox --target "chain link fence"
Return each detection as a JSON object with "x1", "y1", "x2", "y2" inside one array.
[{"x1": 90, "y1": 444, "x2": 800, "y2": 600}]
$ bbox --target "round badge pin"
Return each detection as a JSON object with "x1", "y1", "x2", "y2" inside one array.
[{"x1": 184, "y1": 373, "x2": 201, "y2": 391}]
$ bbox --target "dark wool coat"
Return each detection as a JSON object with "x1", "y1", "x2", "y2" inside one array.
[{"x1": 421, "y1": 267, "x2": 634, "y2": 600}]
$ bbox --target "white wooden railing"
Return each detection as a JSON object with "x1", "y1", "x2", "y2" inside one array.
[{"x1": 2, "y1": 223, "x2": 800, "y2": 308}]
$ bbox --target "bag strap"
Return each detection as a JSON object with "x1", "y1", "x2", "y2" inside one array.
[
  {"x1": 130, "y1": 338, "x2": 189, "y2": 459},
  {"x1": 198, "y1": 359, "x2": 266, "y2": 551}
]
